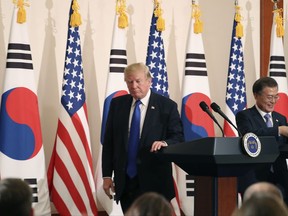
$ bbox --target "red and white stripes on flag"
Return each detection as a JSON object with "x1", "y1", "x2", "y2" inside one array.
[
  {"x1": 47, "y1": 2, "x2": 97, "y2": 215},
  {"x1": 0, "y1": 5, "x2": 51, "y2": 215},
  {"x1": 94, "y1": 10, "x2": 128, "y2": 215},
  {"x1": 179, "y1": 3, "x2": 214, "y2": 215},
  {"x1": 268, "y1": 9, "x2": 288, "y2": 119}
]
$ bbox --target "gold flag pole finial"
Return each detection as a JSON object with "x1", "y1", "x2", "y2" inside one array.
[
  {"x1": 272, "y1": 0, "x2": 284, "y2": 37},
  {"x1": 70, "y1": 0, "x2": 82, "y2": 27},
  {"x1": 13, "y1": 0, "x2": 30, "y2": 24},
  {"x1": 192, "y1": 0, "x2": 203, "y2": 34},
  {"x1": 235, "y1": 0, "x2": 243, "y2": 38},
  {"x1": 117, "y1": 0, "x2": 129, "y2": 29},
  {"x1": 154, "y1": 0, "x2": 165, "y2": 31}
]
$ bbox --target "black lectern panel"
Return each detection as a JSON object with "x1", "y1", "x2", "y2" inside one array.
[
  {"x1": 158, "y1": 137, "x2": 279, "y2": 216},
  {"x1": 280, "y1": 145, "x2": 288, "y2": 157},
  {"x1": 159, "y1": 137, "x2": 279, "y2": 177}
]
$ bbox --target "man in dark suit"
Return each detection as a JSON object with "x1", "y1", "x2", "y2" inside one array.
[
  {"x1": 102, "y1": 62, "x2": 184, "y2": 213},
  {"x1": 236, "y1": 77, "x2": 288, "y2": 203}
]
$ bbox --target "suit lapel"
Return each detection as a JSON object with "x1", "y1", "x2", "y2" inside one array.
[
  {"x1": 123, "y1": 96, "x2": 133, "y2": 150},
  {"x1": 140, "y1": 93, "x2": 156, "y2": 144},
  {"x1": 250, "y1": 106, "x2": 267, "y2": 128}
]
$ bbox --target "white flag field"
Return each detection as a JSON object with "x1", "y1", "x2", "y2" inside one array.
[
  {"x1": 0, "y1": 6, "x2": 51, "y2": 215},
  {"x1": 268, "y1": 12, "x2": 288, "y2": 119},
  {"x1": 95, "y1": 12, "x2": 128, "y2": 216},
  {"x1": 179, "y1": 4, "x2": 215, "y2": 215}
]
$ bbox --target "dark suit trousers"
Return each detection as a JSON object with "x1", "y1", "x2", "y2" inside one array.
[{"x1": 120, "y1": 175, "x2": 142, "y2": 214}]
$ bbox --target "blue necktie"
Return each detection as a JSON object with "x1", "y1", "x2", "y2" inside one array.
[
  {"x1": 127, "y1": 100, "x2": 141, "y2": 178},
  {"x1": 264, "y1": 113, "x2": 272, "y2": 128}
]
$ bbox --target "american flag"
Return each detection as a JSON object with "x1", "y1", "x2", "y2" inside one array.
[
  {"x1": 145, "y1": 6, "x2": 181, "y2": 216},
  {"x1": 146, "y1": 11, "x2": 169, "y2": 97},
  {"x1": 47, "y1": 3, "x2": 97, "y2": 215},
  {"x1": 224, "y1": 16, "x2": 247, "y2": 137},
  {"x1": 268, "y1": 11, "x2": 288, "y2": 119}
]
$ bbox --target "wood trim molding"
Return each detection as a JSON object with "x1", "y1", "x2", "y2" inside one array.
[{"x1": 260, "y1": 0, "x2": 283, "y2": 78}]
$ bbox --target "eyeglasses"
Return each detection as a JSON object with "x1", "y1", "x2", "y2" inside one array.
[{"x1": 263, "y1": 94, "x2": 280, "y2": 102}]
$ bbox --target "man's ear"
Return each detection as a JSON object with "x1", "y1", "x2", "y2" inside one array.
[{"x1": 253, "y1": 93, "x2": 258, "y2": 100}]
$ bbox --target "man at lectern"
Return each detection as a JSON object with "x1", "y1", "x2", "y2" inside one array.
[{"x1": 236, "y1": 77, "x2": 288, "y2": 204}]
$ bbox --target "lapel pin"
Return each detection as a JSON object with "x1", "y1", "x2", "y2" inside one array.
[{"x1": 151, "y1": 106, "x2": 155, "y2": 109}]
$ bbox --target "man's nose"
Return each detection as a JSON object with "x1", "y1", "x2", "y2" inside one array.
[{"x1": 131, "y1": 82, "x2": 138, "y2": 88}]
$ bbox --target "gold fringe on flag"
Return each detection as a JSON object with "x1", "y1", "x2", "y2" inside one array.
[
  {"x1": 154, "y1": 0, "x2": 165, "y2": 31},
  {"x1": 13, "y1": 0, "x2": 30, "y2": 24},
  {"x1": 70, "y1": 0, "x2": 82, "y2": 27},
  {"x1": 273, "y1": 8, "x2": 284, "y2": 37},
  {"x1": 235, "y1": 5, "x2": 243, "y2": 38},
  {"x1": 192, "y1": 2, "x2": 203, "y2": 34},
  {"x1": 116, "y1": 0, "x2": 129, "y2": 29}
]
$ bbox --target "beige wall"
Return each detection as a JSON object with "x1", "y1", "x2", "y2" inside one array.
[{"x1": 0, "y1": 0, "x2": 260, "y2": 168}]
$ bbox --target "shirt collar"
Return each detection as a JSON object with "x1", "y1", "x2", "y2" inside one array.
[
  {"x1": 132, "y1": 90, "x2": 151, "y2": 106},
  {"x1": 255, "y1": 104, "x2": 272, "y2": 118}
]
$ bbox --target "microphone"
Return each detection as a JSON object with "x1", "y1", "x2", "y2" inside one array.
[
  {"x1": 199, "y1": 101, "x2": 224, "y2": 137},
  {"x1": 210, "y1": 102, "x2": 242, "y2": 137}
]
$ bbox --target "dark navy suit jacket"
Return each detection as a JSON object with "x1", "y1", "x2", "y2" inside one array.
[
  {"x1": 236, "y1": 106, "x2": 288, "y2": 197},
  {"x1": 236, "y1": 105, "x2": 287, "y2": 146},
  {"x1": 102, "y1": 92, "x2": 184, "y2": 202}
]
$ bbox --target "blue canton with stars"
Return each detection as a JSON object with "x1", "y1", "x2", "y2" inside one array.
[
  {"x1": 146, "y1": 13, "x2": 169, "y2": 98},
  {"x1": 61, "y1": 25, "x2": 85, "y2": 116},
  {"x1": 225, "y1": 19, "x2": 247, "y2": 115}
]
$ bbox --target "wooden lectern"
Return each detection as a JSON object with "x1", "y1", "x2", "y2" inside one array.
[{"x1": 158, "y1": 137, "x2": 279, "y2": 216}]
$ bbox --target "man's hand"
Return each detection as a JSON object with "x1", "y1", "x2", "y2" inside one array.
[
  {"x1": 150, "y1": 141, "x2": 168, "y2": 152},
  {"x1": 279, "y1": 126, "x2": 288, "y2": 137},
  {"x1": 103, "y1": 178, "x2": 115, "y2": 199}
]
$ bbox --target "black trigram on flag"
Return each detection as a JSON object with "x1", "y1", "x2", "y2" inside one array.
[
  {"x1": 186, "y1": 175, "x2": 195, "y2": 197},
  {"x1": 24, "y1": 178, "x2": 38, "y2": 203},
  {"x1": 109, "y1": 49, "x2": 127, "y2": 73},
  {"x1": 185, "y1": 53, "x2": 207, "y2": 76},
  {"x1": 269, "y1": 56, "x2": 286, "y2": 77},
  {"x1": 6, "y1": 43, "x2": 33, "y2": 70}
]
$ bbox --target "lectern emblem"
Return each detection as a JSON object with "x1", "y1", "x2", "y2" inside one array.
[{"x1": 242, "y1": 133, "x2": 261, "y2": 157}]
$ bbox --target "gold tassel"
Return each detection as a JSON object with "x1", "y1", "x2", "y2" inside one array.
[
  {"x1": 117, "y1": 0, "x2": 129, "y2": 29},
  {"x1": 14, "y1": 0, "x2": 29, "y2": 24},
  {"x1": 192, "y1": 4, "x2": 203, "y2": 34},
  {"x1": 235, "y1": 5, "x2": 243, "y2": 38},
  {"x1": 70, "y1": 0, "x2": 82, "y2": 27},
  {"x1": 154, "y1": 0, "x2": 165, "y2": 31},
  {"x1": 274, "y1": 9, "x2": 284, "y2": 37},
  {"x1": 17, "y1": 6, "x2": 26, "y2": 23}
]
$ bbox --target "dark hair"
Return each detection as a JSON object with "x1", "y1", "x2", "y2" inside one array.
[
  {"x1": 125, "y1": 192, "x2": 173, "y2": 216},
  {"x1": 0, "y1": 178, "x2": 33, "y2": 216},
  {"x1": 252, "y1": 77, "x2": 278, "y2": 94}
]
